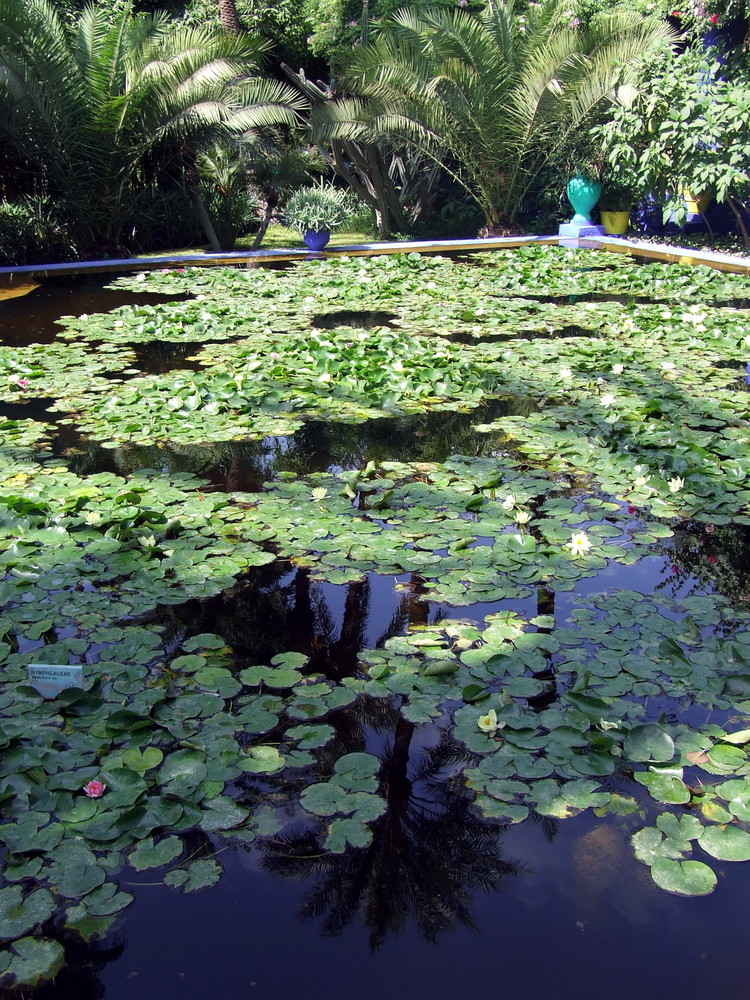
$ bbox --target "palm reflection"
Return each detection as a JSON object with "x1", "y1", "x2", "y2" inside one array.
[{"x1": 260, "y1": 699, "x2": 523, "y2": 950}]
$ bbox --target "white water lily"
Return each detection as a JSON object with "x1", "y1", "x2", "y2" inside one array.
[
  {"x1": 611, "y1": 363, "x2": 624, "y2": 374},
  {"x1": 514, "y1": 509, "x2": 532, "y2": 525},
  {"x1": 311, "y1": 487, "x2": 328, "y2": 502},
  {"x1": 502, "y1": 494, "x2": 517, "y2": 510},
  {"x1": 477, "y1": 709, "x2": 499, "y2": 734},
  {"x1": 138, "y1": 535, "x2": 156, "y2": 549},
  {"x1": 634, "y1": 474, "x2": 651, "y2": 488},
  {"x1": 566, "y1": 530, "x2": 593, "y2": 557},
  {"x1": 83, "y1": 511, "x2": 101, "y2": 526},
  {"x1": 559, "y1": 367, "x2": 572, "y2": 379},
  {"x1": 600, "y1": 393, "x2": 615, "y2": 407},
  {"x1": 668, "y1": 476, "x2": 685, "y2": 493}
]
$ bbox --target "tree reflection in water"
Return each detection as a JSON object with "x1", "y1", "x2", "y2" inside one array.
[{"x1": 259, "y1": 697, "x2": 524, "y2": 950}]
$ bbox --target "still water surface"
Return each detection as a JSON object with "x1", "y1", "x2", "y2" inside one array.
[{"x1": 1, "y1": 273, "x2": 748, "y2": 1000}]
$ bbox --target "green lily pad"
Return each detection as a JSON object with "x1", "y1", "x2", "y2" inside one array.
[
  {"x1": 699, "y1": 824, "x2": 750, "y2": 861},
  {"x1": 0, "y1": 887, "x2": 55, "y2": 941},
  {"x1": 164, "y1": 859, "x2": 222, "y2": 892},
  {"x1": 624, "y1": 724, "x2": 675, "y2": 763},
  {"x1": 129, "y1": 835, "x2": 184, "y2": 871},
  {"x1": 649, "y1": 858, "x2": 717, "y2": 896},
  {"x1": 0, "y1": 936, "x2": 65, "y2": 987}
]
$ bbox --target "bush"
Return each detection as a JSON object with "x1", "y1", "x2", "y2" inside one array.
[
  {"x1": 0, "y1": 198, "x2": 77, "y2": 266},
  {"x1": 283, "y1": 184, "x2": 355, "y2": 234}
]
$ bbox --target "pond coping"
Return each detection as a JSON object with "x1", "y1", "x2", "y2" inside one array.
[
  {"x1": 580, "y1": 234, "x2": 750, "y2": 274},
  {"x1": 1, "y1": 232, "x2": 750, "y2": 283},
  {"x1": 0, "y1": 235, "x2": 559, "y2": 282}
]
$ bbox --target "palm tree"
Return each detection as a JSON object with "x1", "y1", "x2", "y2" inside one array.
[
  {"x1": 0, "y1": 0, "x2": 306, "y2": 253},
  {"x1": 341, "y1": 0, "x2": 675, "y2": 231}
]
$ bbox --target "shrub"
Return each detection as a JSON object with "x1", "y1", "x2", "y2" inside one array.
[
  {"x1": 283, "y1": 184, "x2": 355, "y2": 234},
  {"x1": 0, "y1": 198, "x2": 77, "y2": 266}
]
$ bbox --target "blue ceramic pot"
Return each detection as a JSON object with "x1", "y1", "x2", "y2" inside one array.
[
  {"x1": 566, "y1": 175, "x2": 602, "y2": 224},
  {"x1": 303, "y1": 230, "x2": 331, "y2": 251}
]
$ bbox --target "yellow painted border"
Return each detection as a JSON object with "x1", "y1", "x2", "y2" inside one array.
[
  {"x1": 579, "y1": 235, "x2": 750, "y2": 275},
  {"x1": 2, "y1": 232, "x2": 750, "y2": 282}
]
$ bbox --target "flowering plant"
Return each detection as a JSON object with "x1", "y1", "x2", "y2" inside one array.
[{"x1": 82, "y1": 779, "x2": 106, "y2": 798}]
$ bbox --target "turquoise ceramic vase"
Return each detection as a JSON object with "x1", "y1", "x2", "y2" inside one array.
[{"x1": 566, "y1": 175, "x2": 602, "y2": 224}]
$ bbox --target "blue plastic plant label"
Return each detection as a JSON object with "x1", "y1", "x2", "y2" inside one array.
[{"x1": 26, "y1": 664, "x2": 84, "y2": 699}]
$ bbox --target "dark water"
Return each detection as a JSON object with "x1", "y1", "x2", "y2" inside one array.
[
  {"x1": 0, "y1": 274, "x2": 185, "y2": 345},
  {"x1": 2, "y1": 274, "x2": 750, "y2": 1000}
]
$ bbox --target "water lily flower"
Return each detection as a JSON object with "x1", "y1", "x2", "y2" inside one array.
[
  {"x1": 17, "y1": 378, "x2": 30, "y2": 388},
  {"x1": 311, "y1": 487, "x2": 328, "y2": 502},
  {"x1": 559, "y1": 367, "x2": 572, "y2": 379},
  {"x1": 566, "y1": 530, "x2": 593, "y2": 557},
  {"x1": 634, "y1": 474, "x2": 651, "y2": 488},
  {"x1": 502, "y1": 494, "x2": 517, "y2": 510},
  {"x1": 477, "y1": 709, "x2": 498, "y2": 734},
  {"x1": 83, "y1": 779, "x2": 106, "y2": 798},
  {"x1": 138, "y1": 535, "x2": 157, "y2": 549},
  {"x1": 668, "y1": 476, "x2": 685, "y2": 493},
  {"x1": 611, "y1": 364, "x2": 624, "y2": 375},
  {"x1": 600, "y1": 393, "x2": 615, "y2": 407},
  {"x1": 269, "y1": 352, "x2": 280, "y2": 360},
  {"x1": 514, "y1": 509, "x2": 532, "y2": 525},
  {"x1": 84, "y1": 511, "x2": 102, "y2": 526}
]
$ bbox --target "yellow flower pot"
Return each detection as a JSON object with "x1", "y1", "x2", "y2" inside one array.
[
  {"x1": 600, "y1": 210, "x2": 630, "y2": 235},
  {"x1": 682, "y1": 190, "x2": 713, "y2": 214}
]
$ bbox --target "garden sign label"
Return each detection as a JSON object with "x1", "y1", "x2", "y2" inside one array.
[{"x1": 26, "y1": 664, "x2": 83, "y2": 699}]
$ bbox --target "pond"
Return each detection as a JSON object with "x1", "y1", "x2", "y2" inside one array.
[{"x1": 2, "y1": 246, "x2": 750, "y2": 997}]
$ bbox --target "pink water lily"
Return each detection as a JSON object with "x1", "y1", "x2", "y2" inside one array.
[{"x1": 82, "y1": 779, "x2": 106, "y2": 798}]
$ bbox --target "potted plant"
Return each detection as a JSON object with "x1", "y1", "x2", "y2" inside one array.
[
  {"x1": 283, "y1": 183, "x2": 353, "y2": 250},
  {"x1": 598, "y1": 178, "x2": 638, "y2": 235}
]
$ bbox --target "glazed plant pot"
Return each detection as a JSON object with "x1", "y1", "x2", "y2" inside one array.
[
  {"x1": 303, "y1": 230, "x2": 331, "y2": 251},
  {"x1": 682, "y1": 190, "x2": 714, "y2": 214},
  {"x1": 566, "y1": 175, "x2": 602, "y2": 223},
  {"x1": 600, "y1": 210, "x2": 630, "y2": 235}
]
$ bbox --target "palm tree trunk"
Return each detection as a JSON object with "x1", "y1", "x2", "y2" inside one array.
[{"x1": 218, "y1": 0, "x2": 243, "y2": 34}]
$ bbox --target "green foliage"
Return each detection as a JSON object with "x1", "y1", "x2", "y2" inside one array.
[
  {"x1": 595, "y1": 46, "x2": 750, "y2": 230},
  {"x1": 0, "y1": 0, "x2": 305, "y2": 253},
  {"x1": 283, "y1": 183, "x2": 356, "y2": 233},
  {"x1": 183, "y1": 0, "x2": 315, "y2": 67},
  {"x1": 344, "y1": 0, "x2": 675, "y2": 226},
  {"x1": 0, "y1": 198, "x2": 77, "y2": 267},
  {"x1": 197, "y1": 140, "x2": 261, "y2": 250},
  {"x1": 8, "y1": 246, "x2": 750, "y2": 985}
]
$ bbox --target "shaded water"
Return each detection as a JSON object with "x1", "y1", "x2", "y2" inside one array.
[{"x1": 2, "y1": 273, "x2": 750, "y2": 1000}]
